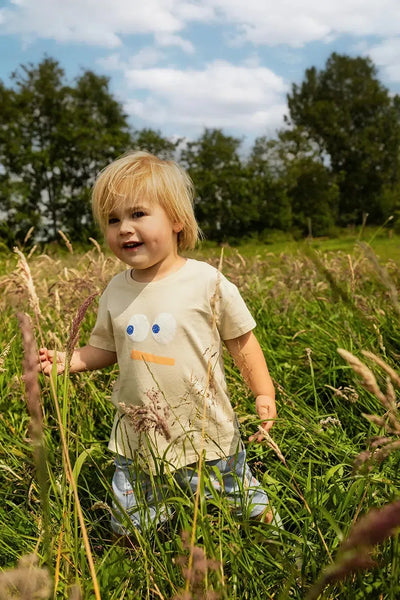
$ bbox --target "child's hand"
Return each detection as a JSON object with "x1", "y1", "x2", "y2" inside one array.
[
  {"x1": 38, "y1": 348, "x2": 66, "y2": 376},
  {"x1": 249, "y1": 394, "x2": 276, "y2": 443}
]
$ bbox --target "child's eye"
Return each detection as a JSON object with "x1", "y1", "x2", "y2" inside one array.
[
  {"x1": 108, "y1": 216, "x2": 119, "y2": 225},
  {"x1": 132, "y1": 210, "x2": 146, "y2": 219}
]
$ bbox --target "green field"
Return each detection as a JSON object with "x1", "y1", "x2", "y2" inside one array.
[{"x1": 0, "y1": 233, "x2": 399, "y2": 599}]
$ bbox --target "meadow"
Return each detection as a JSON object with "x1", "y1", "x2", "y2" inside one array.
[{"x1": 0, "y1": 230, "x2": 399, "y2": 599}]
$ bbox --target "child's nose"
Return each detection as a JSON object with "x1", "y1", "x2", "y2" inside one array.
[{"x1": 119, "y1": 217, "x2": 134, "y2": 234}]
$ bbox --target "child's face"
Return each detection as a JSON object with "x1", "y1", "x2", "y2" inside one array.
[{"x1": 106, "y1": 199, "x2": 183, "y2": 282}]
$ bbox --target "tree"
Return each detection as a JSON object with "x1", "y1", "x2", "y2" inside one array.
[
  {"x1": 287, "y1": 53, "x2": 400, "y2": 224},
  {"x1": 132, "y1": 128, "x2": 181, "y2": 159},
  {"x1": 247, "y1": 135, "x2": 292, "y2": 235},
  {"x1": 0, "y1": 58, "x2": 131, "y2": 245},
  {"x1": 181, "y1": 129, "x2": 256, "y2": 242},
  {"x1": 248, "y1": 128, "x2": 339, "y2": 236}
]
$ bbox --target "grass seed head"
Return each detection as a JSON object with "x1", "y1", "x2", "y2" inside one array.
[
  {"x1": 0, "y1": 554, "x2": 52, "y2": 600},
  {"x1": 342, "y1": 499, "x2": 400, "y2": 551},
  {"x1": 119, "y1": 387, "x2": 171, "y2": 440},
  {"x1": 337, "y1": 348, "x2": 387, "y2": 405},
  {"x1": 362, "y1": 350, "x2": 400, "y2": 389},
  {"x1": 17, "y1": 312, "x2": 43, "y2": 442},
  {"x1": 256, "y1": 427, "x2": 287, "y2": 465},
  {"x1": 66, "y1": 292, "x2": 99, "y2": 359},
  {"x1": 14, "y1": 247, "x2": 42, "y2": 319},
  {"x1": 58, "y1": 230, "x2": 74, "y2": 254},
  {"x1": 173, "y1": 532, "x2": 221, "y2": 600}
]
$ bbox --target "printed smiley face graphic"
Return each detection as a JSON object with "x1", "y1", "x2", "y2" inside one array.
[{"x1": 126, "y1": 313, "x2": 177, "y2": 365}]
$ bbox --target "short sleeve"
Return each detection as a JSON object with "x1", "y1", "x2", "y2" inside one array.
[
  {"x1": 215, "y1": 273, "x2": 256, "y2": 340},
  {"x1": 88, "y1": 290, "x2": 116, "y2": 352}
]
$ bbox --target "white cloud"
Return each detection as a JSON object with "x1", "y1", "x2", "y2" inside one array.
[
  {"x1": 123, "y1": 60, "x2": 288, "y2": 135},
  {"x1": 3, "y1": 0, "x2": 400, "y2": 140},
  {"x1": 207, "y1": 0, "x2": 400, "y2": 47},
  {"x1": 368, "y1": 38, "x2": 400, "y2": 84},
  {"x1": 97, "y1": 53, "x2": 125, "y2": 71},
  {"x1": 3, "y1": 0, "x2": 400, "y2": 50},
  {"x1": 98, "y1": 47, "x2": 165, "y2": 71},
  {"x1": 0, "y1": 0, "x2": 196, "y2": 47},
  {"x1": 154, "y1": 32, "x2": 194, "y2": 53}
]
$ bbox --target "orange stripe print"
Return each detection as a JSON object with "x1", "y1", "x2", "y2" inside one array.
[{"x1": 131, "y1": 349, "x2": 175, "y2": 366}]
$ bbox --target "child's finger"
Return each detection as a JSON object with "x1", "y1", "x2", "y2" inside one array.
[{"x1": 248, "y1": 433, "x2": 263, "y2": 443}]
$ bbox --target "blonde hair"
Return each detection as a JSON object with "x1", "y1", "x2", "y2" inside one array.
[{"x1": 92, "y1": 151, "x2": 200, "y2": 250}]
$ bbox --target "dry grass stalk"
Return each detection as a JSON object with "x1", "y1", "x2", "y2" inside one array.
[
  {"x1": 359, "y1": 242, "x2": 400, "y2": 317},
  {"x1": 337, "y1": 348, "x2": 388, "y2": 406},
  {"x1": 13, "y1": 248, "x2": 42, "y2": 337},
  {"x1": 0, "y1": 554, "x2": 52, "y2": 600},
  {"x1": 386, "y1": 378, "x2": 397, "y2": 407},
  {"x1": 23, "y1": 226, "x2": 35, "y2": 245},
  {"x1": 256, "y1": 427, "x2": 287, "y2": 466},
  {"x1": 119, "y1": 388, "x2": 171, "y2": 441},
  {"x1": 347, "y1": 253, "x2": 355, "y2": 294},
  {"x1": 27, "y1": 245, "x2": 38, "y2": 259},
  {"x1": 354, "y1": 437, "x2": 400, "y2": 472},
  {"x1": 58, "y1": 230, "x2": 73, "y2": 254},
  {"x1": 363, "y1": 413, "x2": 400, "y2": 435},
  {"x1": 88, "y1": 237, "x2": 102, "y2": 253},
  {"x1": 362, "y1": 350, "x2": 400, "y2": 389},
  {"x1": 0, "y1": 334, "x2": 16, "y2": 373}
]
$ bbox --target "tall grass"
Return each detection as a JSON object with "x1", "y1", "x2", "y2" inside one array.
[{"x1": 0, "y1": 237, "x2": 399, "y2": 598}]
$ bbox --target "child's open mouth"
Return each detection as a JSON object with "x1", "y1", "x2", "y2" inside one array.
[{"x1": 123, "y1": 242, "x2": 143, "y2": 249}]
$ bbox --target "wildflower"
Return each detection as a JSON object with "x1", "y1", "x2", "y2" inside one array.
[
  {"x1": 319, "y1": 416, "x2": 342, "y2": 429},
  {"x1": 325, "y1": 384, "x2": 359, "y2": 403}
]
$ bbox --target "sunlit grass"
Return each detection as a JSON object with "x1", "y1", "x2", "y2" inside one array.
[{"x1": 0, "y1": 235, "x2": 399, "y2": 598}]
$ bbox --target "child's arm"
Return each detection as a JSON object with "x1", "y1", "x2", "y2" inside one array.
[
  {"x1": 224, "y1": 331, "x2": 276, "y2": 443},
  {"x1": 39, "y1": 345, "x2": 117, "y2": 376}
]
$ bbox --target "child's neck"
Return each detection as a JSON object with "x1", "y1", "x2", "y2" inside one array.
[{"x1": 130, "y1": 255, "x2": 187, "y2": 283}]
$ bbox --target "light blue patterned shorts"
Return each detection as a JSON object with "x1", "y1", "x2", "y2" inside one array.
[{"x1": 111, "y1": 450, "x2": 270, "y2": 535}]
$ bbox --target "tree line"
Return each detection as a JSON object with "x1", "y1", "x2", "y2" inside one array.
[{"x1": 1, "y1": 54, "x2": 399, "y2": 247}]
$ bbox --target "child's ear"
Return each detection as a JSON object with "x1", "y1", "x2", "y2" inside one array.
[{"x1": 173, "y1": 222, "x2": 183, "y2": 233}]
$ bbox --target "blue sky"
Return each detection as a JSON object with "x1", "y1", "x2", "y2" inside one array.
[{"x1": 1, "y1": 0, "x2": 400, "y2": 146}]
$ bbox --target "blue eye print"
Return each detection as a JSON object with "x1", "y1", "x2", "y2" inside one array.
[
  {"x1": 126, "y1": 315, "x2": 150, "y2": 341},
  {"x1": 151, "y1": 313, "x2": 177, "y2": 344}
]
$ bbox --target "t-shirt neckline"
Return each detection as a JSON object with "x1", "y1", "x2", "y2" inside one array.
[{"x1": 124, "y1": 258, "x2": 192, "y2": 287}]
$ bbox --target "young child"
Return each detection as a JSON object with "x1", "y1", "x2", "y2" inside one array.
[{"x1": 39, "y1": 151, "x2": 278, "y2": 537}]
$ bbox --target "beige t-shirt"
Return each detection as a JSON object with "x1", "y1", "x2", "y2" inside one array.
[{"x1": 89, "y1": 258, "x2": 256, "y2": 473}]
